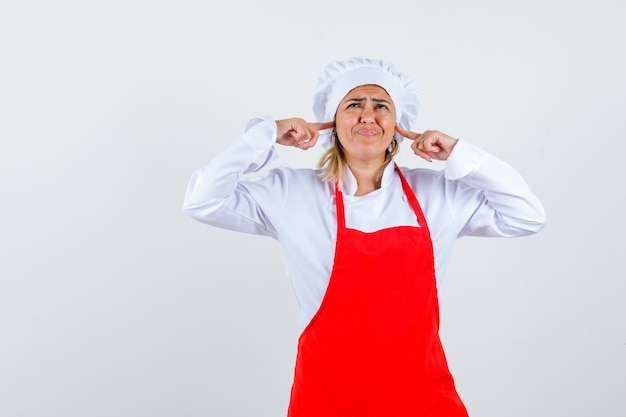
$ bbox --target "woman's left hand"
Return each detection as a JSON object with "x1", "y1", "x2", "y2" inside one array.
[{"x1": 396, "y1": 125, "x2": 459, "y2": 162}]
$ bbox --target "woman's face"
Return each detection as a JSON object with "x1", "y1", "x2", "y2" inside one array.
[{"x1": 334, "y1": 84, "x2": 396, "y2": 163}]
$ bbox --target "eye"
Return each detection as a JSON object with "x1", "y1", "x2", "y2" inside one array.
[
  {"x1": 376, "y1": 103, "x2": 389, "y2": 110},
  {"x1": 347, "y1": 102, "x2": 361, "y2": 108}
]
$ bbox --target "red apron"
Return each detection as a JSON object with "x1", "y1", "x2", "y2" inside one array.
[{"x1": 287, "y1": 165, "x2": 468, "y2": 417}]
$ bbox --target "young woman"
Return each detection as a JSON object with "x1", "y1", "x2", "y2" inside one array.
[{"x1": 183, "y1": 57, "x2": 546, "y2": 416}]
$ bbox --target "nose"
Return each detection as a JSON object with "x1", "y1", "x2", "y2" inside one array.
[{"x1": 360, "y1": 106, "x2": 375, "y2": 123}]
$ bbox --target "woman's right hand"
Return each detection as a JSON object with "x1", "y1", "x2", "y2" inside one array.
[{"x1": 275, "y1": 118, "x2": 334, "y2": 150}]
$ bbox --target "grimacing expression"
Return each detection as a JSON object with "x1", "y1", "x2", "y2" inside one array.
[{"x1": 335, "y1": 84, "x2": 397, "y2": 162}]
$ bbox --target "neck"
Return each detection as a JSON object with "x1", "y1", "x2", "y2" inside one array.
[{"x1": 346, "y1": 157, "x2": 387, "y2": 196}]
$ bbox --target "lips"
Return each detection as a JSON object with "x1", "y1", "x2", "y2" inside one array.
[{"x1": 355, "y1": 129, "x2": 380, "y2": 136}]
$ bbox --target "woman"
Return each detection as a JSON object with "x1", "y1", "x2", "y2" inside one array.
[{"x1": 183, "y1": 57, "x2": 546, "y2": 416}]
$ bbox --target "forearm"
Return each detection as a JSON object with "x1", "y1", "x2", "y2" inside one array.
[
  {"x1": 182, "y1": 117, "x2": 279, "y2": 230},
  {"x1": 445, "y1": 139, "x2": 547, "y2": 237}
]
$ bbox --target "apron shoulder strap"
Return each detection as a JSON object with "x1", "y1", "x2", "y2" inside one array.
[
  {"x1": 394, "y1": 163, "x2": 429, "y2": 229},
  {"x1": 334, "y1": 182, "x2": 346, "y2": 230}
]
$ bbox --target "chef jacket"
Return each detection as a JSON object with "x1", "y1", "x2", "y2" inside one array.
[{"x1": 183, "y1": 116, "x2": 547, "y2": 330}]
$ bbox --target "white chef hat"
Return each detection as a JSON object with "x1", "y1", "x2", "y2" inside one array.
[{"x1": 312, "y1": 57, "x2": 420, "y2": 149}]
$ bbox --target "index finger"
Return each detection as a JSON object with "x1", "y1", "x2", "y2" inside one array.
[
  {"x1": 310, "y1": 121, "x2": 335, "y2": 131},
  {"x1": 395, "y1": 124, "x2": 421, "y2": 140}
]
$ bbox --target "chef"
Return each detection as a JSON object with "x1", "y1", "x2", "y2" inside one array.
[{"x1": 183, "y1": 57, "x2": 546, "y2": 416}]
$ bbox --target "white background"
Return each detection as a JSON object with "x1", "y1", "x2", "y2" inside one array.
[{"x1": 1, "y1": 0, "x2": 625, "y2": 416}]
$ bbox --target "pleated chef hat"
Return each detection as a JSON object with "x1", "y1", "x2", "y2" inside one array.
[{"x1": 312, "y1": 57, "x2": 420, "y2": 149}]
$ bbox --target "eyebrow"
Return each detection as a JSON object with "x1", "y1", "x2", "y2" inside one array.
[{"x1": 345, "y1": 97, "x2": 392, "y2": 104}]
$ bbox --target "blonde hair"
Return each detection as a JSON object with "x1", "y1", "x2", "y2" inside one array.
[{"x1": 317, "y1": 132, "x2": 400, "y2": 182}]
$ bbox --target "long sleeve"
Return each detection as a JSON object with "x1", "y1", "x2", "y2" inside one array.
[
  {"x1": 182, "y1": 116, "x2": 286, "y2": 238},
  {"x1": 442, "y1": 139, "x2": 547, "y2": 238}
]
